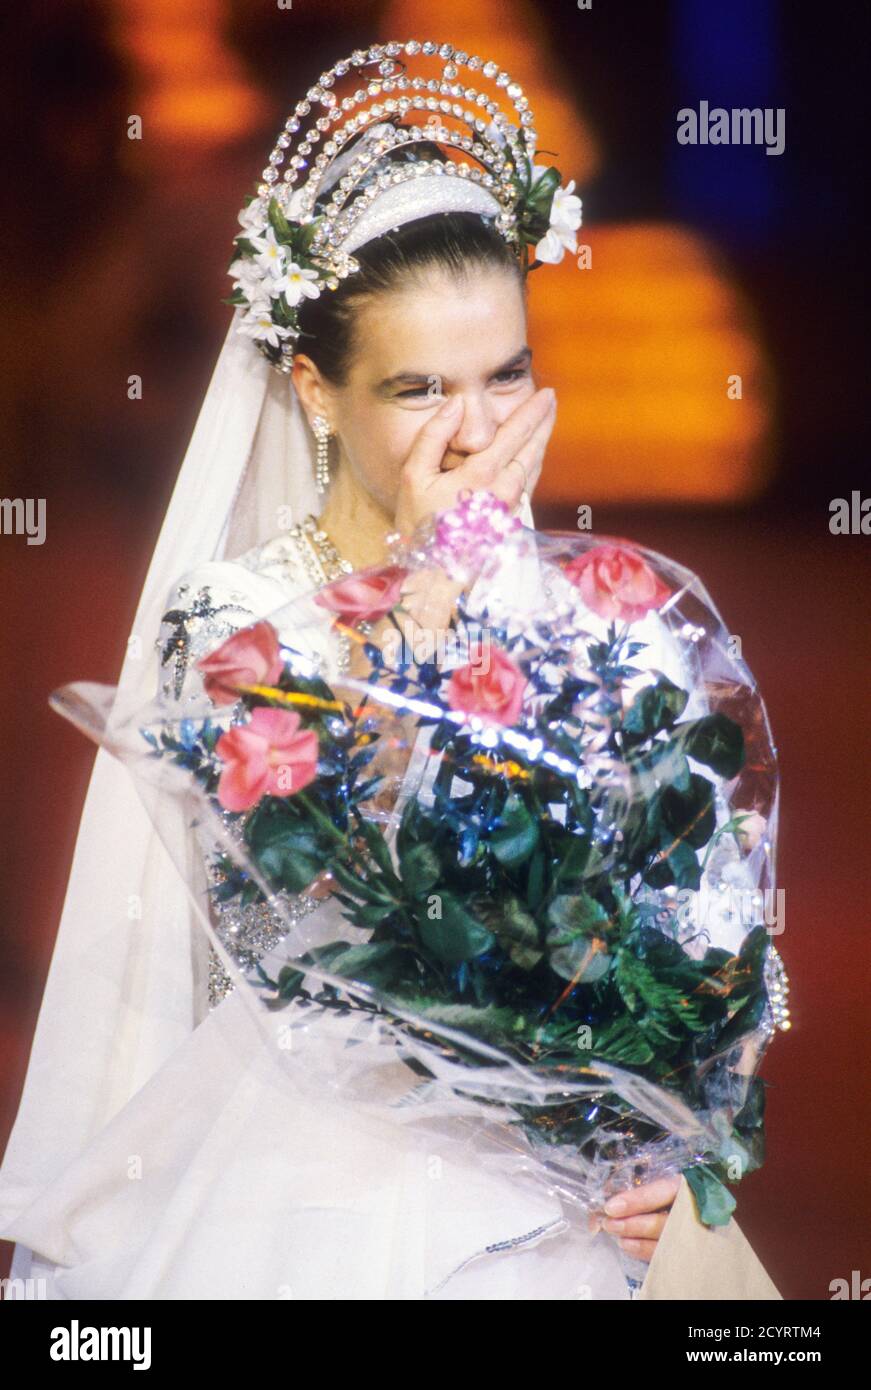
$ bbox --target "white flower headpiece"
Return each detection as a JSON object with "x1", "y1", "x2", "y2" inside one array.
[{"x1": 226, "y1": 39, "x2": 583, "y2": 373}]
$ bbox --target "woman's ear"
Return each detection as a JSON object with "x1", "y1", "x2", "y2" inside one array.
[{"x1": 292, "y1": 355, "x2": 335, "y2": 430}]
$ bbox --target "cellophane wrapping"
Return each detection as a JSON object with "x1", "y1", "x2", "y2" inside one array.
[{"x1": 52, "y1": 491, "x2": 787, "y2": 1283}]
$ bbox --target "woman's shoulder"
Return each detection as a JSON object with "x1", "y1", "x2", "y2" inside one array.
[
  {"x1": 156, "y1": 529, "x2": 316, "y2": 704},
  {"x1": 166, "y1": 528, "x2": 316, "y2": 604},
  {"x1": 161, "y1": 525, "x2": 325, "y2": 624}
]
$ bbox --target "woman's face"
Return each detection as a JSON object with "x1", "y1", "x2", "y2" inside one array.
[{"x1": 297, "y1": 264, "x2": 534, "y2": 516}]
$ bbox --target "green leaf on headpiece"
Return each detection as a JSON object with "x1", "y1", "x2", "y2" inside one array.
[
  {"x1": 271, "y1": 296, "x2": 292, "y2": 325},
  {"x1": 267, "y1": 197, "x2": 294, "y2": 245},
  {"x1": 525, "y1": 165, "x2": 561, "y2": 216},
  {"x1": 514, "y1": 157, "x2": 534, "y2": 197},
  {"x1": 296, "y1": 218, "x2": 322, "y2": 255}
]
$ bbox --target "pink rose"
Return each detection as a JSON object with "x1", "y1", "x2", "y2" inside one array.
[
  {"x1": 196, "y1": 621, "x2": 284, "y2": 706},
  {"x1": 214, "y1": 707, "x2": 318, "y2": 812},
  {"x1": 563, "y1": 544, "x2": 672, "y2": 624},
  {"x1": 446, "y1": 646, "x2": 528, "y2": 727},
  {"x1": 314, "y1": 565, "x2": 408, "y2": 625}
]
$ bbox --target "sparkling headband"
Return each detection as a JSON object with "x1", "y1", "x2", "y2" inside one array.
[{"x1": 226, "y1": 39, "x2": 583, "y2": 374}]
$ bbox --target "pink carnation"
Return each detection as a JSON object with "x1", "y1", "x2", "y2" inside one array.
[
  {"x1": 196, "y1": 621, "x2": 284, "y2": 706},
  {"x1": 214, "y1": 707, "x2": 318, "y2": 812},
  {"x1": 563, "y1": 544, "x2": 672, "y2": 624}
]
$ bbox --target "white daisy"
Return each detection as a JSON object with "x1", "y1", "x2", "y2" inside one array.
[
  {"x1": 535, "y1": 226, "x2": 575, "y2": 264},
  {"x1": 272, "y1": 262, "x2": 321, "y2": 307},
  {"x1": 228, "y1": 257, "x2": 264, "y2": 299},
  {"x1": 248, "y1": 226, "x2": 287, "y2": 278},
  {"x1": 237, "y1": 200, "x2": 266, "y2": 237},
  {"x1": 236, "y1": 304, "x2": 293, "y2": 348},
  {"x1": 534, "y1": 178, "x2": 583, "y2": 264},
  {"x1": 550, "y1": 180, "x2": 583, "y2": 234}
]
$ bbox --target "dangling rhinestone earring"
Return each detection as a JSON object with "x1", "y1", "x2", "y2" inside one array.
[{"x1": 312, "y1": 415, "x2": 332, "y2": 495}]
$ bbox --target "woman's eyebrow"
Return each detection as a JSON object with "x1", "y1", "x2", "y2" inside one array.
[{"x1": 375, "y1": 346, "x2": 532, "y2": 394}]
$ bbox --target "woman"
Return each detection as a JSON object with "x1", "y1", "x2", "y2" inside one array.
[{"x1": 0, "y1": 40, "x2": 684, "y2": 1298}]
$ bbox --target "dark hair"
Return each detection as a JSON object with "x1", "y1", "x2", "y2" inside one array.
[{"x1": 295, "y1": 209, "x2": 524, "y2": 385}]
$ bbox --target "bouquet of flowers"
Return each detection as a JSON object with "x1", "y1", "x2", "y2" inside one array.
[{"x1": 52, "y1": 491, "x2": 788, "y2": 1279}]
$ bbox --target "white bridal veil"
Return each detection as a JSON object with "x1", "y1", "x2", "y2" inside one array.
[{"x1": 0, "y1": 304, "x2": 536, "y2": 1278}]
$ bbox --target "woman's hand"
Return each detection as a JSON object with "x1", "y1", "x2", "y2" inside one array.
[
  {"x1": 389, "y1": 387, "x2": 556, "y2": 638},
  {"x1": 393, "y1": 386, "x2": 557, "y2": 540},
  {"x1": 588, "y1": 1174, "x2": 683, "y2": 1263}
]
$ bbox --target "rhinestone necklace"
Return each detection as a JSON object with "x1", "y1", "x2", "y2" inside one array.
[
  {"x1": 287, "y1": 513, "x2": 372, "y2": 672},
  {"x1": 287, "y1": 513, "x2": 354, "y2": 585}
]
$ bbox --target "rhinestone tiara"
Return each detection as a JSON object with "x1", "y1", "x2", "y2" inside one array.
[{"x1": 226, "y1": 39, "x2": 582, "y2": 374}]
